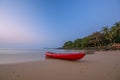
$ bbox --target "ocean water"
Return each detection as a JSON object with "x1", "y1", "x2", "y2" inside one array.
[{"x1": 0, "y1": 49, "x2": 83, "y2": 64}]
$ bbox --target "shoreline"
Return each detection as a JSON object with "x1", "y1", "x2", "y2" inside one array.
[
  {"x1": 0, "y1": 50, "x2": 120, "y2": 80},
  {"x1": 57, "y1": 47, "x2": 120, "y2": 51}
]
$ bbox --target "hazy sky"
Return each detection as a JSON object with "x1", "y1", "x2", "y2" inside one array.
[{"x1": 0, "y1": 0, "x2": 120, "y2": 49}]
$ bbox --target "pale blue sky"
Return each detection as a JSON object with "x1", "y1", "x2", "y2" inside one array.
[{"x1": 0, "y1": 0, "x2": 120, "y2": 49}]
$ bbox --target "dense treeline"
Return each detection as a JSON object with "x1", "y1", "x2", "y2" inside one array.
[{"x1": 62, "y1": 22, "x2": 120, "y2": 50}]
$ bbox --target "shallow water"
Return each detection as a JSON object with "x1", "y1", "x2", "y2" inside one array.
[{"x1": 0, "y1": 49, "x2": 83, "y2": 64}]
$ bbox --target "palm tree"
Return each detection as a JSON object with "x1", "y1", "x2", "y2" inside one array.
[
  {"x1": 102, "y1": 26, "x2": 112, "y2": 45},
  {"x1": 113, "y1": 22, "x2": 120, "y2": 43},
  {"x1": 114, "y1": 22, "x2": 120, "y2": 36},
  {"x1": 110, "y1": 26, "x2": 117, "y2": 43}
]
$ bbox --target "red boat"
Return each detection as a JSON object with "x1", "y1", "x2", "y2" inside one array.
[{"x1": 46, "y1": 52, "x2": 85, "y2": 60}]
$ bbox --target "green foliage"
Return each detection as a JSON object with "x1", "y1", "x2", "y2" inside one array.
[
  {"x1": 63, "y1": 41, "x2": 73, "y2": 49},
  {"x1": 62, "y1": 21, "x2": 120, "y2": 49},
  {"x1": 81, "y1": 36, "x2": 91, "y2": 48},
  {"x1": 73, "y1": 38, "x2": 82, "y2": 48}
]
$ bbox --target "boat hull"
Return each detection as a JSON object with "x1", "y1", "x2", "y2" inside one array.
[{"x1": 46, "y1": 52, "x2": 85, "y2": 60}]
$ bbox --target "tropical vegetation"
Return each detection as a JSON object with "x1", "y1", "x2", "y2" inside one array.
[{"x1": 62, "y1": 21, "x2": 120, "y2": 50}]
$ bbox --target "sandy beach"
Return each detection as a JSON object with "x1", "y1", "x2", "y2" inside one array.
[{"x1": 0, "y1": 50, "x2": 120, "y2": 80}]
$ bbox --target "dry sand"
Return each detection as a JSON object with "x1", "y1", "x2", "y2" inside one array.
[{"x1": 0, "y1": 50, "x2": 120, "y2": 80}]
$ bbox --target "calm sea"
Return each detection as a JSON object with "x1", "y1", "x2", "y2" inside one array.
[{"x1": 0, "y1": 49, "x2": 83, "y2": 64}]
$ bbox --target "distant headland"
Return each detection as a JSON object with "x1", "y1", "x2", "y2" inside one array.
[{"x1": 61, "y1": 21, "x2": 120, "y2": 51}]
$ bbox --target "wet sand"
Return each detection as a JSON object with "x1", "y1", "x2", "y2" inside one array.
[{"x1": 0, "y1": 50, "x2": 120, "y2": 80}]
